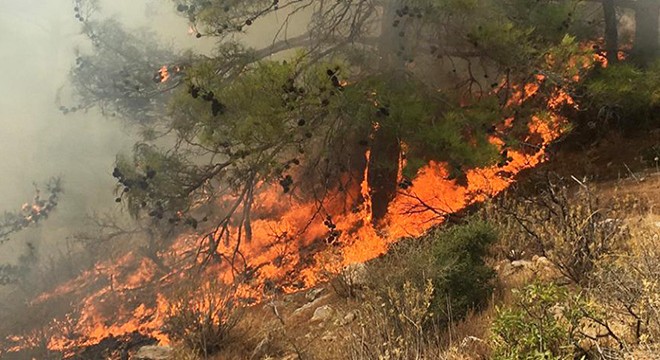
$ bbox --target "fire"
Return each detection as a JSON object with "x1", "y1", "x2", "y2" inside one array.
[
  {"x1": 155, "y1": 65, "x2": 182, "y2": 83},
  {"x1": 158, "y1": 65, "x2": 169, "y2": 82},
  {"x1": 4, "y1": 47, "x2": 596, "y2": 358}
]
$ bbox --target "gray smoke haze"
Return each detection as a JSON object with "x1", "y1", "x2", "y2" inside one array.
[
  {"x1": 0, "y1": 0, "x2": 198, "y2": 264},
  {"x1": 0, "y1": 0, "x2": 307, "y2": 265}
]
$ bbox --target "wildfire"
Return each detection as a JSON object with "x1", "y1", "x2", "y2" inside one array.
[
  {"x1": 154, "y1": 65, "x2": 182, "y2": 83},
  {"x1": 4, "y1": 47, "x2": 596, "y2": 359}
]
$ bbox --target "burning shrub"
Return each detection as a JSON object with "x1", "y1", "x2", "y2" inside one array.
[{"x1": 163, "y1": 278, "x2": 243, "y2": 357}]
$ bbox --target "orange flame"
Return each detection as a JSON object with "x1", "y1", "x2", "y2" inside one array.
[
  {"x1": 158, "y1": 65, "x2": 170, "y2": 83},
  {"x1": 5, "y1": 47, "x2": 598, "y2": 357}
]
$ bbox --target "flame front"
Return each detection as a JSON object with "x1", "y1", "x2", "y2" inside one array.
[{"x1": 5, "y1": 54, "x2": 590, "y2": 357}]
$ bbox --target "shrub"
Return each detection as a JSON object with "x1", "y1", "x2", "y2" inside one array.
[
  {"x1": 367, "y1": 218, "x2": 497, "y2": 327},
  {"x1": 486, "y1": 174, "x2": 629, "y2": 285},
  {"x1": 430, "y1": 219, "x2": 498, "y2": 324},
  {"x1": 163, "y1": 278, "x2": 243, "y2": 357},
  {"x1": 591, "y1": 225, "x2": 660, "y2": 345},
  {"x1": 431, "y1": 219, "x2": 497, "y2": 323},
  {"x1": 491, "y1": 279, "x2": 643, "y2": 359},
  {"x1": 491, "y1": 282, "x2": 577, "y2": 360},
  {"x1": 344, "y1": 279, "x2": 439, "y2": 360},
  {"x1": 583, "y1": 60, "x2": 660, "y2": 130}
]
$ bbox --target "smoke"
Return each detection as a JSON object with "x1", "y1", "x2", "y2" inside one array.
[
  {"x1": 0, "y1": 0, "x2": 308, "y2": 281},
  {"x1": 0, "y1": 1, "x2": 195, "y2": 271}
]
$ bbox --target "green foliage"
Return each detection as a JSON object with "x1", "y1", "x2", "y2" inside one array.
[
  {"x1": 505, "y1": 0, "x2": 581, "y2": 44},
  {"x1": 114, "y1": 144, "x2": 203, "y2": 218},
  {"x1": 545, "y1": 34, "x2": 593, "y2": 81},
  {"x1": 468, "y1": 20, "x2": 536, "y2": 68},
  {"x1": 73, "y1": 0, "x2": 624, "y2": 253},
  {"x1": 491, "y1": 282, "x2": 575, "y2": 360},
  {"x1": 430, "y1": 219, "x2": 497, "y2": 322},
  {"x1": 584, "y1": 60, "x2": 660, "y2": 129},
  {"x1": 368, "y1": 218, "x2": 496, "y2": 328},
  {"x1": 342, "y1": 75, "x2": 501, "y2": 178},
  {"x1": 66, "y1": 16, "x2": 180, "y2": 124}
]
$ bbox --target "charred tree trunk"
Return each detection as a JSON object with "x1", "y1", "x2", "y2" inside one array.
[
  {"x1": 631, "y1": 1, "x2": 660, "y2": 66},
  {"x1": 367, "y1": 130, "x2": 400, "y2": 223},
  {"x1": 364, "y1": 0, "x2": 405, "y2": 224},
  {"x1": 603, "y1": 0, "x2": 619, "y2": 64}
]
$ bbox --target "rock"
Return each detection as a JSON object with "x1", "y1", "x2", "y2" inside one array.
[
  {"x1": 496, "y1": 260, "x2": 514, "y2": 277},
  {"x1": 341, "y1": 263, "x2": 368, "y2": 286},
  {"x1": 458, "y1": 335, "x2": 488, "y2": 355},
  {"x1": 279, "y1": 354, "x2": 299, "y2": 360},
  {"x1": 305, "y1": 288, "x2": 325, "y2": 302},
  {"x1": 459, "y1": 335, "x2": 485, "y2": 349},
  {"x1": 511, "y1": 260, "x2": 532, "y2": 269},
  {"x1": 533, "y1": 256, "x2": 551, "y2": 267},
  {"x1": 311, "y1": 305, "x2": 334, "y2": 322},
  {"x1": 134, "y1": 345, "x2": 172, "y2": 360},
  {"x1": 292, "y1": 294, "x2": 329, "y2": 315},
  {"x1": 341, "y1": 311, "x2": 356, "y2": 325}
]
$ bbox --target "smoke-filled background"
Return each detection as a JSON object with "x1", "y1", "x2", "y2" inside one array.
[
  {"x1": 0, "y1": 0, "x2": 192, "y2": 264},
  {"x1": 0, "y1": 0, "x2": 308, "y2": 268}
]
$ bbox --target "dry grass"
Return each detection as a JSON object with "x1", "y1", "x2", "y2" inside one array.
[
  {"x1": 174, "y1": 172, "x2": 660, "y2": 360},
  {"x1": 163, "y1": 278, "x2": 245, "y2": 358}
]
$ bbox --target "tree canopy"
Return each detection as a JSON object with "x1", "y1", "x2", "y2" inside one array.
[{"x1": 66, "y1": 0, "x2": 658, "y2": 266}]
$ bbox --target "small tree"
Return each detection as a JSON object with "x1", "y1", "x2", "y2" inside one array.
[{"x1": 367, "y1": 218, "x2": 497, "y2": 328}]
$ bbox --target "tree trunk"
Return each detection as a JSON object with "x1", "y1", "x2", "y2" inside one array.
[
  {"x1": 603, "y1": 0, "x2": 619, "y2": 64},
  {"x1": 632, "y1": 0, "x2": 660, "y2": 66},
  {"x1": 367, "y1": 130, "x2": 400, "y2": 223},
  {"x1": 364, "y1": 0, "x2": 405, "y2": 224}
]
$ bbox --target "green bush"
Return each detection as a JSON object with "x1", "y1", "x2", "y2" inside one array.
[
  {"x1": 368, "y1": 218, "x2": 497, "y2": 329},
  {"x1": 491, "y1": 283, "x2": 571, "y2": 359},
  {"x1": 430, "y1": 219, "x2": 497, "y2": 324},
  {"x1": 584, "y1": 60, "x2": 660, "y2": 130}
]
